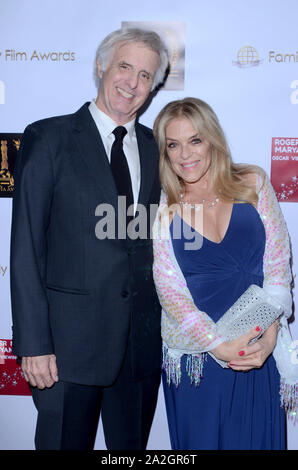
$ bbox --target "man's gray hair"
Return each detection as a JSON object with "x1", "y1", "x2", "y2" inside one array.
[{"x1": 93, "y1": 28, "x2": 169, "y2": 91}]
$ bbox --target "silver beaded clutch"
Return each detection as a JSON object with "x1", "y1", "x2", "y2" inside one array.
[{"x1": 215, "y1": 284, "x2": 283, "y2": 343}]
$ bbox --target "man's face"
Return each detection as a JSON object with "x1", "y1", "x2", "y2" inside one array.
[{"x1": 95, "y1": 41, "x2": 160, "y2": 124}]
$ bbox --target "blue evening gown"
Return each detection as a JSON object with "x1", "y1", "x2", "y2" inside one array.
[{"x1": 163, "y1": 203, "x2": 285, "y2": 450}]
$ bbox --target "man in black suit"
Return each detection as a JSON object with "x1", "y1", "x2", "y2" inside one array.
[{"x1": 10, "y1": 28, "x2": 169, "y2": 450}]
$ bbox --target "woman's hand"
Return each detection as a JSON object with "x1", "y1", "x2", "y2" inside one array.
[
  {"x1": 211, "y1": 326, "x2": 262, "y2": 363},
  {"x1": 227, "y1": 321, "x2": 278, "y2": 371}
]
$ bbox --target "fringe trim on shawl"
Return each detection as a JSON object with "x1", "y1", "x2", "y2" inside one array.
[
  {"x1": 280, "y1": 378, "x2": 298, "y2": 423},
  {"x1": 162, "y1": 344, "x2": 206, "y2": 387},
  {"x1": 186, "y1": 353, "x2": 206, "y2": 386},
  {"x1": 162, "y1": 348, "x2": 298, "y2": 423}
]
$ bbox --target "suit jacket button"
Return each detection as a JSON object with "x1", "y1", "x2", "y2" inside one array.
[{"x1": 121, "y1": 291, "x2": 129, "y2": 298}]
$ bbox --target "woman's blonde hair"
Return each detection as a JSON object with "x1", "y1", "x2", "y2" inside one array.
[{"x1": 153, "y1": 97, "x2": 263, "y2": 206}]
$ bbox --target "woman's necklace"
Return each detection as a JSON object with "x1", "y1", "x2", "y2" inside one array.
[{"x1": 180, "y1": 192, "x2": 219, "y2": 211}]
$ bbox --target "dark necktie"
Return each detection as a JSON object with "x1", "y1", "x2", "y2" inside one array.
[{"x1": 110, "y1": 126, "x2": 134, "y2": 224}]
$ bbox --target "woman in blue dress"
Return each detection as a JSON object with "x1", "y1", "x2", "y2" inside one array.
[{"x1": 152, "y1": 98, "x2": 293, "y2": 450}]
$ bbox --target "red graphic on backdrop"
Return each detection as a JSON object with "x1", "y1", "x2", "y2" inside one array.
[
  {"x1": 271, "y1": 137, "x2": 298, "y2": 202},
  {"x1": 0, "y1": 339, "x2": 31, "y2": 395}
]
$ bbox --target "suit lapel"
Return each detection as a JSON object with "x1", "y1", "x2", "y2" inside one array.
[
  {"x1": 71, "y1": 102, "x2": 119, "y2": 209},
  {"x1": 136, "y1": 123, "x2": 158, "y2": 208}
]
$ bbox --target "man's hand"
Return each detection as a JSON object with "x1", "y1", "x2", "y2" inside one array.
[{"x1": 22, "y1": 354, "x2": 59, "y2": 389}]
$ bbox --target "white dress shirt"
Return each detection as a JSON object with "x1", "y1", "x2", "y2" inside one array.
[{"x1": 88, "y1": 100, "x2": 141, "y2": 209}]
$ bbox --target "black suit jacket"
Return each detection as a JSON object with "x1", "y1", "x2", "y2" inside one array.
[{"x1": 10, "y1": 102, "x2": 161, "y2": 386}]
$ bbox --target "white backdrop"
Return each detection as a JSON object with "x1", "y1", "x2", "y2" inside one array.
[{"x1": 0, "y1": 0, "x2": 297, "y2": 450}]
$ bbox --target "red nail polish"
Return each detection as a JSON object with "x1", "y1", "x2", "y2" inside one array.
[
  {"x1": 239, "y1": 350, "x2": 245, "y2": 356},
  {"x1": 256, "y1": 326, "x2": 261, "y2": 332}
]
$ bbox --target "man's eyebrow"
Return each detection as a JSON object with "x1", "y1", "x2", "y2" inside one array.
[{"x1": 118, "y1": 60, "x2": 132, "y2": 67}]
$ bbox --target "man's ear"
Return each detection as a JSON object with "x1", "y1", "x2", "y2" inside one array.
[{"x1": 97, "y1": 59, "x2": 103, "y2": 79}]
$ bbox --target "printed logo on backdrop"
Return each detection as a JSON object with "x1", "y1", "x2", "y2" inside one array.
[
  {"x1": 233, "y1": 48, "x2": 298, "y2": 68},
  {"x1": 0, "y1": 49, "x2": 75, "y2": 62},
  {"x1": 271, "y1": 138, "x2": 298, "y2": 202},
  {"x1": 0, "y1": 339, "x2": 31, "y2": 395},
  {"x1": 233, "y1": 46, "x2": 263, "y2": 68},
  {"x1": 0, "y1": 133, "x2": 22, "y2": 197},
  {"x1": 269, "y1": 51, "x2": 298, "y2": 64},
  {"x1": 122, "y1": 21, "x2": 185, "y2": 90},
  {"x1": 0, "y1": 265, "x2": 7, "y2": 277}
]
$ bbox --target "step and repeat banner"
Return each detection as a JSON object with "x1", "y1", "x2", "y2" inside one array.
[{"x1": 0, "y1": 0, "x2": 297, "y2": 450}]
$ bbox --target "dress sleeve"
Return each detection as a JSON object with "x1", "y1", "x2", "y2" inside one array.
[
  {"x1": 152, "y1": 203, "x2": 224, "y2": 352},
  {"x1": 256, "y1": 173, "x2": 293, "y2": 318}
]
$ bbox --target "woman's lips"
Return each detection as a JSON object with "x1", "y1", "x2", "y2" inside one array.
[{"x1": 181, "y1": 160, "x2": 200, "y2": 169}]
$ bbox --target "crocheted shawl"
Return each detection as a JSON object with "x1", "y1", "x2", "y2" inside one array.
[{"x1": 152, "y1": 173, "x2": 297, "y2": 420}]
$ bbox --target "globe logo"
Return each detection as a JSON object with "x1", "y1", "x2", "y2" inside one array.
[{"x1": 233, "y1": 46, "x2": 262, "y2": 68}]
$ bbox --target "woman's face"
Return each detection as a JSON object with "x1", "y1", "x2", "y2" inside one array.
[{"x1": 165, "y1": 116, "x2": 212, "y2": 186}]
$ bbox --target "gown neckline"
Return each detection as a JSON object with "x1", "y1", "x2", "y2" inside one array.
[{"x1": 173, "y1": 203, "x2": 235, "y2": 246}]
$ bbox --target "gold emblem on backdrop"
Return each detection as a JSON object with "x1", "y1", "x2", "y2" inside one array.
[
  {"x1": 0, "y1": 134, "x2": 22, "y2": 197},
  {"x1": 233, "y1": 46, "x2": 263, "y2": 68},
  {"x1": 121, "y1": 21, "x2": 185, "y2": 90}
]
